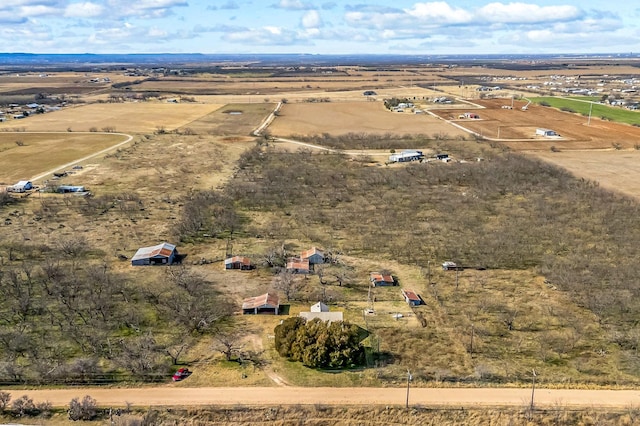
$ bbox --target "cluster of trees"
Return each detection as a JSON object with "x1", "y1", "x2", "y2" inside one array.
[
  {"x1": 224, "y1": 137, "x2": 640, "y2": 377},
  {"x1": 274, "y1": 317, "x2": 365, "y2": 369},
  {"x1": 289, "y1": 132, "x2": 444, "y2": 150},
  {"x1": 176, "y1": 190, "x2": 243, "y2": 242},
  {"x1": 0, "y1": 240, "x2": 231, "y2": 384}
]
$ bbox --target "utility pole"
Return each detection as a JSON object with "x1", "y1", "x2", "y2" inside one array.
[
  {"x1": 587, "y1": 102, "x2": 593, "y2": 126},
  {"x1": 405, "y1": 369, "x2": 412, "y2": 408},
  {"x1": 470, "y1": 323, "x2": 475, "y2": 356},
  {"x1": 530, "y1": 369, "x2": 537, "y2": 412}
]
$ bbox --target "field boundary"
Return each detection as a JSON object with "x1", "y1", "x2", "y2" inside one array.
[{"x1": 12, "y1": 131, "x2": 134, "y2": 182}]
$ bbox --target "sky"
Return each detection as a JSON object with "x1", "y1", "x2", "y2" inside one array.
[{"x1": 0, "y1": 0, "x2": 639, "y2": 55}]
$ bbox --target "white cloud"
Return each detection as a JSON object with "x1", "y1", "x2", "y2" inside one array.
[
  {"x1": 301, "y1": 10, "x2": 322, "y2": 29},
  {"x1": 65, "y1": 2, "x2": 105, "y2": 18},
  {"x1": 273, "y1": 0, "x2": 313, "y2": 11},
  {"x1": 405, "y1": 2, "x2": 473, "y2": 24},
  {"x1": 476, "y1": 2, "x2": 582, "y2": 24},
  {"x1": 105, "y1": 0, "x2": 188, "y2": 18},
  {"x1": 0, "y1": 13, "x2": 29, "y2": 24},
  {"x1": 222, "y1": 25, "x2": 309, "y2": 46},
  {"x1": 18, "y1": 5, "x2": 59, "y2": 16}
]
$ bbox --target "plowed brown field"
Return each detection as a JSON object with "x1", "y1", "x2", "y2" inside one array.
[{"x1": 433, "y1": 98, "x2": 640, "y2": 150}]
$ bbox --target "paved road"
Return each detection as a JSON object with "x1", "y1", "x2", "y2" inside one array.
[{"x1": 4, "y1": 386, "x2": 640, "y2": 409}]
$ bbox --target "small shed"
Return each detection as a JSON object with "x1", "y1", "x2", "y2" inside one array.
[
  {"x1": 311, "y1": 301, "x2": 329, "y2": 312},
  {"x1": 242, "y1": 293, "x2": 280, "y2": 315},
  {"x1": 225, "y1": 256, "x2": 252, "y2": 270},
  {"x1": 300, "y1": 247, "x2": 325, "y2": 265},
  {"x1": 131, "y1": 242, "x2": 178, "y2": 266},
  {"x1": 286, "y1": 258, "x2": 310, "y2": 274},
  {"x1": 301, "y1": 302, "x2": 343, "y2": 323},
  {"x1": 402, "y1": 289, "x2": 422, "y2": 306},
  {"x1": 57, "y1": 185, "x2": 86, "y2": 193},
  {"x1": 370, "y1": 272, "x2": 395, "y2": 287}
]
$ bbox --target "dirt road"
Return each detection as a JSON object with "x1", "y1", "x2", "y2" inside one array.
[
  {"x1": 5, "y1": 386, "x2": 640, "y2": 409},
  {"x1": 29, "y1": 131, "x2": 133, "y2": 183}
]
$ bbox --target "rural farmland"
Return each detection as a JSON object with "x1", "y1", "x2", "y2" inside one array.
[{"x1": 2, "y1": 56, "x2": 640, "y2": 424}]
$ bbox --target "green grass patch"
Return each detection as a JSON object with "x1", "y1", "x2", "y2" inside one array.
[{"x1": 531, "y1": 97, "x2": 640, "y2": 125}]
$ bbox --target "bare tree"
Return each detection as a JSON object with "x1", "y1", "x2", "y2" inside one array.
[
  {"x1": 315, "y1": 264, "x2": 328, "y2": 285},
  {"x1": 273, "y1": 270, "x2": 303, "y2": 302},
  {"x1": 502, "y1": 308, "x2": 519, "y2": 331},
  {"x1": 262, "y1": 244, "x2": 287, "y2": 268},
  {"x1": 166, "y1": 338, "x2": 192, "y2": 365},
  {"x1": 213, "y1": 330, "x2": 244, "y2": 362}
]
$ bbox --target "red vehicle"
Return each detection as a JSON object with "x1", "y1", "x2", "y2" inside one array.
[{"x1": 172, "y1": 368, "x2": 191, "y2": 382}]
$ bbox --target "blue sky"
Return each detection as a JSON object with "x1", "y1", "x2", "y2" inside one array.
[{"x1": 1, "y1": 0, "x2": 638, "y2": 54}]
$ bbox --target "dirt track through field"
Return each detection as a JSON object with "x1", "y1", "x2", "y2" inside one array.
[
  {"x1": 6, "y1": 386, "x2": 640, "y2": 409},
  {"x1": 29, "y1": 132, "x2": 133, "y2": 183}
]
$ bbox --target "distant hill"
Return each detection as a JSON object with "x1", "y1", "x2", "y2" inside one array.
[{"x1": 0, "y1": 52, "x2": 638, "y2": 70}]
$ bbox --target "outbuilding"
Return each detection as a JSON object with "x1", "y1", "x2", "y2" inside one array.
[
  {"x1": 242, "y1": 293, "x2": 280, "y2": 315},
  {"x1": 370, "y1": 272, "x2": 395, "y2": 287},
  {"x1": 286, "y1": 257, "x2": 310, "y2": 274},
  {"x1": 131, "y1": 242, "x2": 178, "y2": 266},
  {"x1": 300, "y1": 301, "x2": 343, "y2": 323},
  {"x1": 389, "y1": 150, "x2": 424, "y2": 163},
  {"x1": 402, "y1": 289, "x2": 422, "y2": 306},
  {"x1": 57, "y1": 185, "x2": 86, "y2": 193},
  {"x1": 224, "y1": 256, "x2": 252, "y2": 270},
  {"x1": 7, "y1": 180, "x2": 33, "y2": 193},
  {"x1": 300, "y1": 247, "x2": 325, "y2": 265},
  {"x1": 311, "y1": 301, "x2": 329, "y2": 312}
]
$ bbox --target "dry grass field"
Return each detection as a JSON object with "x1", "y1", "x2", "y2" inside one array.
[
  {"x1": 0, "y1": 102, "x2": 224, "y2": 133},
  {"x1": 531, "y1": 150, "x2": 640, "y2": 200},
  {"x1": 0, "y1": 73, "x2": 106, "y2": 96},
  {"x1": 269, "y1": 101, "x2": 469, "y2": 137},
  {"x1": 0, "y1": 132, "x2": 127, "y2": 184}
]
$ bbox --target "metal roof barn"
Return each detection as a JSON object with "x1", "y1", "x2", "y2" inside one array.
[
  {"x1": 242, "y1": 293, "x2": 280, "y2": 315},
  {"x1": 131, "y1": 242, "x2": 178, "y2": 266}
]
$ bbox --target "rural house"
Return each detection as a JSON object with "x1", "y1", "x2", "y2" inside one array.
[
  {"x1": 224, "y1": 255, "x2": 253, "y2": 270},
  {"x1": 131, "y1": 242, "x2": 178, "y2": 266},
  {"x1": 389, "y1": 150, "x2": 424, "y2": 163},
  {"x1": 242, "y1": 293, "x2": 280, "y2": 315},
  {"x1": 300, "y1": 247, "x2": 325, "y2": 265},
  {"x1": 7, "y1": 180, "x2": 33, "y2": 193},
  {"x1": 402, "y1": 289, "x2": 422, "y2": 306},
  {"x1": 370, "y1": 272, "x2": 395, "y2": 287},
  {"x1": 286, "y1": 258, "x2": 311, "y2": 274}
]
